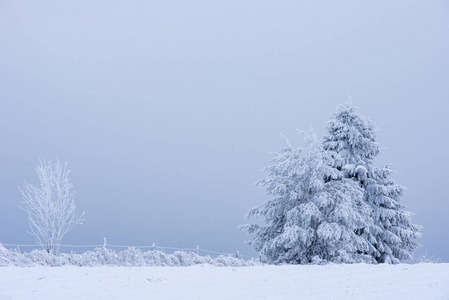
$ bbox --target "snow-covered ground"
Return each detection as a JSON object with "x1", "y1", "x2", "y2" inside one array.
[{"x1": 0, "y1": 263, "x2": 448, "y2": 300}]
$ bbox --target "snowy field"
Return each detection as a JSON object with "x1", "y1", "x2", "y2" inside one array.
[{"x1": 1, "y1": 264, "x2": 448, "y2": 300}]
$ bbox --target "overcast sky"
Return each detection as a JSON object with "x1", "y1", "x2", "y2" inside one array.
[{"x1": 1, "y1": 1, "x2": 448, "y2": 261}]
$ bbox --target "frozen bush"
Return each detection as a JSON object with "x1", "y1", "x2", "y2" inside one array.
[{"x1": 0, "y1": 244, "x2": 260, "y2": 267}]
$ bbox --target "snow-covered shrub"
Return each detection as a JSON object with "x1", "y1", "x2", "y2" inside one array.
[
  {"x1": 416, "y1": 253, "x2": 441, "y2": 264},
  {"x1": 118, "y1": 247, "x2": 145, "y2": 266},
  {"x1": 0, "y1": 244, "x2": 259, "y2": 267}
]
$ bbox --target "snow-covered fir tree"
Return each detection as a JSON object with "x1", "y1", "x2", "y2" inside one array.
[
  {"x1": 242, "y1": 130, "x2": 375, "y2": 264},
  {"x1": 323, "y1": 102, "x2": 421, "y2": 263},
  {"x1": 243, "y1": 103, "x2": 421, "y2": 264},
  {"x1": 364, "y1": 165, "x2": 422, "y2": 263}
]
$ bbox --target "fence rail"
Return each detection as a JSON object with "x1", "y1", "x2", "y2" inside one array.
[{"x1": 1, "y1": 241, "x2": 257, "y2": 260}]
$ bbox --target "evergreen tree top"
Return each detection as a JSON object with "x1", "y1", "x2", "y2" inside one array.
[{"x1": 323, "y1": 102, "x2": 380, "y2": 166}]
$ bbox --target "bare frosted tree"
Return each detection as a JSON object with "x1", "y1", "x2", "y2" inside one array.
[{"x1": 19, "y1": 159, "x2": 85, "y2": 255}]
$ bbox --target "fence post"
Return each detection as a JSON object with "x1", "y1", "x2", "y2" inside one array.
[
  {"x1": 196, "y1": 246, "x2": 199, "y2": 255},
  {"x1": 103, "y1": 237, "x2": 107, "y2": 249},
  {"x1": 235, "y1": 251, "x2": 239, "y2": 259},
  {"x1": 152, "y1": 243, "x2": 155, "y2": 251}
]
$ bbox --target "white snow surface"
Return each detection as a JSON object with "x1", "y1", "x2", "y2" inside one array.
[{"x1": 1, "y1": 263, "x2": 448, "y2": 300}]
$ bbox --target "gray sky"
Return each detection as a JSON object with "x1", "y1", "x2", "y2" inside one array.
[{"x1": 1, "y1": 1, "x2": 448, "y2": 261}]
